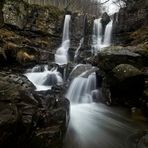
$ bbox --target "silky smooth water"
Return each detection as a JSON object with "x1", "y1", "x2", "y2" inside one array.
[
  {"x1": 64, "y1": 103, "x2": 148, "y2": 148},
  {"x1": 25, "y1": 65, "x2": 63, "y2": 91},
  {"x1": 55, "y1": 15, "x2": 71, "y2": 65}
]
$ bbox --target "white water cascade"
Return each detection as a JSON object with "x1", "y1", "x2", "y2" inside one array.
[
  {"x1": 91, "y1": 18, "x2": 102, "y2": 55},
  {"x1": 25, "y1": 65, "x2": 63, "y2": 91},
  {"x1": 103, "y1": 20, "x2": 113, "y2": 47},
  {"x1": 92, "y1": 18, "x2": 113, "y2": 54},
  {"x1": 66, "y1": 68, "x2": 97, "y2": 104},
  {"x1": 55, "y1": 15, "x2": 71, "y2": 65}
]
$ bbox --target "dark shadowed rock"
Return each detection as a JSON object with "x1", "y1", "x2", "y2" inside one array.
[
  {"x1": 102, "y1": 64, "x2": 145, "y2": 106},
  {"x1": 0, "y1": 72, "x2": 69, "y2": 148}
]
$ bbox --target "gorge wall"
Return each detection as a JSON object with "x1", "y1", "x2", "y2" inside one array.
[
  {"x1": 0, "y1": 0, "x2": 96, "y2": 67},
  {"x1": 112, "y1": 0, "x2": 148, "y2": 46}
]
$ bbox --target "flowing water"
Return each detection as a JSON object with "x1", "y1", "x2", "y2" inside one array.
[
  {"x1": 55, "y1": 15, "x2": 71, "y2": 65},
  {"x1": 66, "y1": 71, "x2": 97, "y2": 104},
  {"x1": 103, "y1": 20, "x2": 113, "y2": 47},
  {"x1": 24, "y1": 13, "x2": 148, "y2": 148},
  {"x1": 91, "y1": 18, "x2": 113, "y2": 54},
  {"x1": 91, "y1": 18, "x2": 102, "y2": 54},
  {"x1": 64, "y1": 103, "x2": 148, "y2": 148},
  {"x1": 25, "y1": 65, "x2": 63, "y2": 91}
]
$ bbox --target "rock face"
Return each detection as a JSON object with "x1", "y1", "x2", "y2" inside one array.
[
  {"x1": 3, "y1": 0, "x2": 63, "y2": 35},
  {"x1": 112, "y1": 1, "x2": 148, "y2": 45},
  {"x1": 0, "y1": 0, "x2": 64, "y2": 67},
  {"x1": 95, "y1": 46, "x2": 146, "y2": 106},
  {"x1": 0, "y1": 0, "x2": 4, "y2": 28},
  {"x1": 0, "y1": 72, "x2": 69, "y2": 148}
]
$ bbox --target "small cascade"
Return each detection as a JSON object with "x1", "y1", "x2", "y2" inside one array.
[
  {"x1": 55, "y1": 15, "x2": 71, "y2": 65},
  {"x1": 91, "y1": 18, "x2": 102, "y2": 55},
  {"x1": 91, "y1": 18, "x2": 113, "y2": 54},
  {"x1": 66, "y1": 68, "x2": 97, "y2": 104},
  {"x1": 103, "y1": 20, "x2": 113, "y2": 47},
  {"x1": 74, "y1": 37, "x2": 84, "y2": 62},
  {"x1": 25, "y1": 65, "x2": 63, "y2": 91}
]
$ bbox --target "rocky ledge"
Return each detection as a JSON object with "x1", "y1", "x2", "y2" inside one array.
[
  {"x1": 0, "y1": 72, "x2": 70, "y2": 148},
  {"x1": 93, "y1": 46, "x2": 148, "y2": 116}
]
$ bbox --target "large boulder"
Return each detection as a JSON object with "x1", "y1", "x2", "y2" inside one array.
[
  {"x1": 0, "y1": 72, "x2": 69, "y2": 148},
  {"x1": 102, "y1": 64, "x2": 145, "y2": 106},
  {"x1": 96, "y1": 46, "x2": 143, "y2": 72}
]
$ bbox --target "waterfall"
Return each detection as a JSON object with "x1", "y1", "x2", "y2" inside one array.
[
  {"x1": 91, "y1": 18, "x2": 103, "y2": 55},
  {"x1": 25, "y1": 65, "x2": 63, "y2": 91},
  {"x1": 91, "y1": 18, "x2": 113, "y2": 54},
  {"x1": 66, "y1": 68, "x2": 97, "y2": 104},
  {"x1": 103, "y1": 20, "x2": 113, "y2": 47},
  {"x1": 74, "y1": 37, "x2": 84, "y2": 62},
  {"x1": 55, "y1": 15, "x2": 71, "y2": 65}
]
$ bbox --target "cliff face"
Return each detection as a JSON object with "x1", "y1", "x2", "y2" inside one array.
[
  {"x1": 0, "y1": 0, "x2": 96, "y2": 66},
  {"x1": 112, "y1": 1, "x2": 148, "y2": 46},
  {"x1": 0, "y1": 0, "x2": 65, "y2": 66}
]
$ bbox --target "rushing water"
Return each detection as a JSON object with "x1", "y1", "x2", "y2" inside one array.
[
  {"x1": 64, "y1": 103, "x2": 148, "y2": 148},
  {"x1": 91, "y1": 18, "x2": 113, "y2": 54},
  {"x1": 55, "y1": 15, "x2": 71, "y2": 65},
  {"x1": 24, "y1": 12, "x2": 148, "y2": 148},
  {"x1": 103, "y1": 20, "x2": 113, "y2": 47},
  {"x1": 66, "y1": 72, "x2": 97, "y2": 104},
  {"x1": 91, "y1": 18, "x2": 102, "y2": 55},
  {"x1": 25, "y1": 65, "x2": 63, "y2": 91}
]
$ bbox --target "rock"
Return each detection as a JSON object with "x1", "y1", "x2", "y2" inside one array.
[
  {"x1": 96, "y1": 46, "x2": 143, "y2": 72},
  {"x1": 0, "y1": 0, "x2": 4, "y2": 28},
  {"x1": 112, "y1": 64, "x2": 143, "y2": 80},
  {"x1": 0, "y1": 72, "x2": 69, "y2": 148},
  {"x1": 3, "y1": 0, "x2": 64, "y2": 35},
  {"x1": 112, "y1": 3, "x2": 148, "y2": 45},
  {"x1": 68, "y1": 64, "x2": 92, "y2": 80},
  {"x1": 104, "y1": 64, "x2": 145, "y2": 106}
]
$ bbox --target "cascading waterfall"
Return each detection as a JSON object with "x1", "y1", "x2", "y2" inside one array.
[
  {"x1": 55, "y1": 15, "x2": 71, "y2": 65},
  {"x1": 91, "y1": 18, "x2": 113, "y2": 54},
  {"x1": 25, "y1": 65, "x2": 63, "y2": 91},
  {"x1": 66, "y1": 68, "x2": 97, "y2": 104},
  {"x1": 91, "y1": 18, "x2": 102, "y2": 54},
  {"x1": 103, "y1": 20, "x2": 113, "y2": 47}
]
